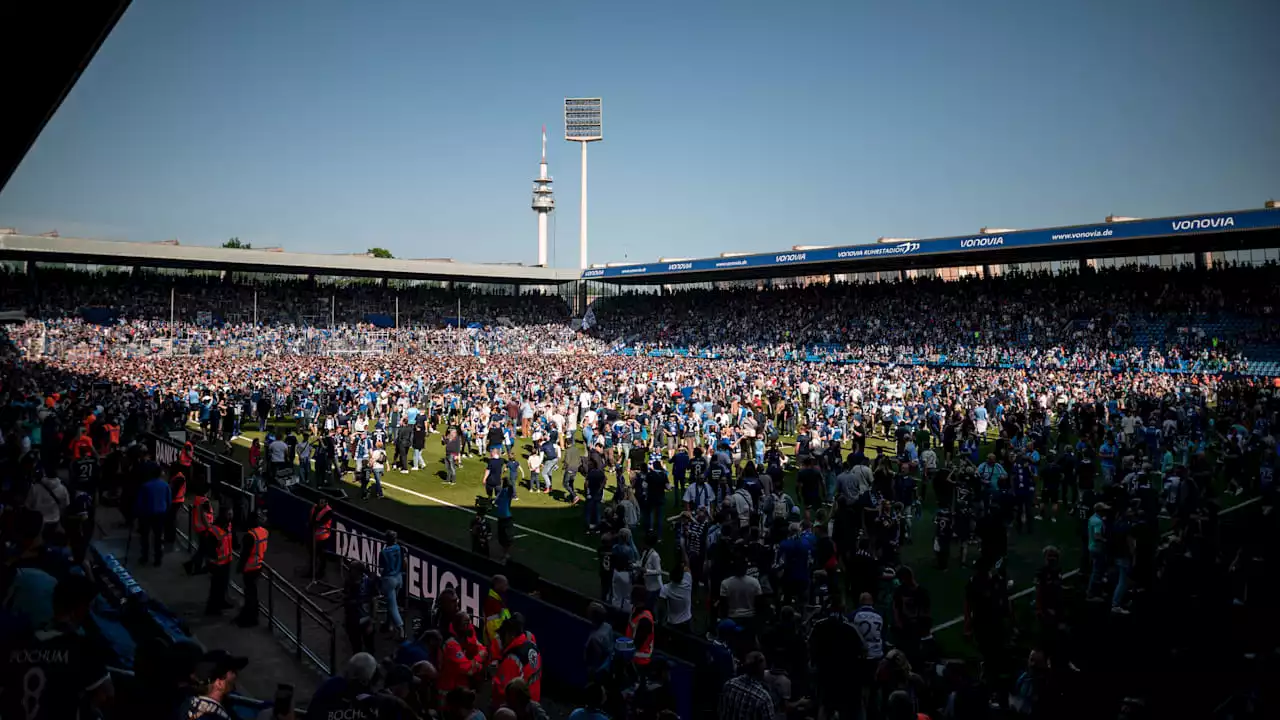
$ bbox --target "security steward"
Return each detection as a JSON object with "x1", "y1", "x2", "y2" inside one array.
[
  {"x1": 165, "y1": 470, "x2": 187, "y2": 547},
  {"x1": 206, "y1": 508, "x2": 235, "y2": 615},
  {"x1": 309, "y1": 497, "x2": 334, "y2": 579},
  {"x1": 491, "y1": 615, "x2": 542, "y2": 707},
  {"x1": 236, "y1": 512, "x2": 268, "y2": 628},
  {"x1": 626, "y1": 585, "x2": 655, "y2": 670},
  {"x1": 483, "y1": 574, "x2": 511, "y2": 650},
  {"x1": 184, "y1": 491, "x2": 215, "y2": 575}
]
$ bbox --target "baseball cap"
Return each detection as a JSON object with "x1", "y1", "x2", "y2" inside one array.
[
  {"x1": 385, "y1": 663, "x2": 420, "y2": 688},
  {"x1": 192, "y1": 649, "x2": 249, "y2": 683}
]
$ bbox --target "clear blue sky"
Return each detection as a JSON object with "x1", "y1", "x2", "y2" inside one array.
[{"x1": 1, "y1": 0, "x2": 1277, "y2": 266}]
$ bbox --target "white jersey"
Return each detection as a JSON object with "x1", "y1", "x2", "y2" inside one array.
[{"x1": 850, "y1": 608, "x2": 885, "y2": 660}]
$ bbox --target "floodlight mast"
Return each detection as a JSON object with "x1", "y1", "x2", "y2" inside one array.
[{"x1": 565, "y1": 98, "x2": 602, "y2": 270}]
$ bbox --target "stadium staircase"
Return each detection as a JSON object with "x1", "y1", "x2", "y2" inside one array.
[{"x1": 90, "y1": 503, "x2": 334, "y2": 716}]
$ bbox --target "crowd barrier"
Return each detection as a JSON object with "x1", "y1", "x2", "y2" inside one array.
[
  {"x1": 143, "y1": 432, "x2": 341, "y2": 677},
  {"x1": 145, "y1": 430, "x2": 704, "y2": 714},
  {"x1": 272, "y1": 485, "x2": 698, "y2": 718}
]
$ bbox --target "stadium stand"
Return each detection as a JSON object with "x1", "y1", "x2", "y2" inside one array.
[{"x1": 2, "y1": 260, "x2": 1278, "y2": 720}]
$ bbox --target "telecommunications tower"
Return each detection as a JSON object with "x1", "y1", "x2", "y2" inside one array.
[
  {"x1": 564, "y1": 98, "x2": 602, "y2": 270},
  {"x1": 531, "y1": 125, "x2": 555, "y2": 266}
]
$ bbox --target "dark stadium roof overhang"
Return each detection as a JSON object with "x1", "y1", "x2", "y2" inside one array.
[
  {"x1": 0, "y1": 2, "x2": 132, "y2": 194},
  {"x1": 588, "y1": 207, "x2": 1280, "y2": 285}
]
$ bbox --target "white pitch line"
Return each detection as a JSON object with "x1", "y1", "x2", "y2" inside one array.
[
  {"x1": 215, "y1": 432, "x2": 594, "y2": 554},
  {"x1": 929, "y1": 494, "x2": 1262, "y2": 634},
  {"x1": 372, "y1": 478, "x2": 597, "y2": 554}
]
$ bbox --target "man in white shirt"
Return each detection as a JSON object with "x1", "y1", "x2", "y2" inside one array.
[
  {"x1": 683, "y1": 477, "x2": 715, "y2": 514},
  {"x1": 268, "y1": 436, "x2": 289, "y2": 481},
  {"x1": 640, "y1": 534, "x2": 664, "y2": 609},
  {"x1": 850, "y1": 592, "x2": 885, "y2": 662},
  {"x1": 720, "y1": 562, "x2": 762, "y2": 620},
  {"x1": 659, "y1": 561, "x2": 693, "y2": 631},
  {"x1": 728, "y1": 486, "x2": 754, "y2": 530}
]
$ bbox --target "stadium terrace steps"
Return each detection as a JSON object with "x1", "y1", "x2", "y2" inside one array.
[{"x1": 91, "y1": 506, "x2": 323, "y2": 704}]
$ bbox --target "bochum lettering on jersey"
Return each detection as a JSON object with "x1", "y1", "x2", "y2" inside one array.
[
  {"x1": 333, "y1": 521, "x2": 483, "y2": 624},
  {"x1": 9, "y1": 648, "x2": 70, "y2": 664}
]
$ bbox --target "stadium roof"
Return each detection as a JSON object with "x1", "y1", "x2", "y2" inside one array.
[
  {"x1": 584, "y1": 206, "x2": 1280, "y2": 284},
  {"x1": 0, "y1": 233, "x2": 582, "y2": 284},
  {"x1": 2, "y1": 2, "x2": 132, "y2": 195}
]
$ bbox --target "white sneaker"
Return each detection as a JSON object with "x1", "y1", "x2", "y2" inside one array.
[
  {"x1": 1051, "y1": 517, "x2": 1058, "y2": 523},
  {"x1": 1111, "y1": 606, "x2": 1130, "y2": 615},
  {"x1": 1034, "y1": 515, "x2": 1044, "y2": 521},
  {"x1": 401, "y1": 470, "x2": 409, "y2": 474}
]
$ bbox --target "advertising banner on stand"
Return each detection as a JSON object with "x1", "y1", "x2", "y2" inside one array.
[{"x1": 268, "y1": 486, "x2": 697, "y2": 718}]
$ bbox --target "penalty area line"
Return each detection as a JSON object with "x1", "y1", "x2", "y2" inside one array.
[{"x1": 373, "y1": 479, "x2": 596, "y2": 554}]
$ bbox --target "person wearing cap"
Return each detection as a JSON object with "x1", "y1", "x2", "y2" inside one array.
[
  {"x1": 235, "y1": 512, "x2": 269, "y2": 627},
  {"x1": 383, "y1": 662, "x2": 424, "y2": 714},
  {"x1": 1, "y1": 574, "x2": 113, "y2": 720},
  {"x1": 181, "y1": 648, "x2": 247, "y2": 720}
]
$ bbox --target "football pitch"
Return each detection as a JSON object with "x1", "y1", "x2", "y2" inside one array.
[{"x1": 207, "y1": 421, "x2": 1090, "y2": 640}]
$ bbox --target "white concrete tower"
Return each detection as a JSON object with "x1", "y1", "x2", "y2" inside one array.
[{"x1": 531, "y1": 125, "x2": 555, "y2": 266}]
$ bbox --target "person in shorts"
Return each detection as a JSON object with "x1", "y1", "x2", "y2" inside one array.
[{"x1": 495, "y1": 473, "x2": 515, "y2": 561}]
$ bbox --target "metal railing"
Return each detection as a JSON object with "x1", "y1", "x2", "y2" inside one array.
[{"x1": 178, "y1": 496, "x2": 339, "y2": 676}]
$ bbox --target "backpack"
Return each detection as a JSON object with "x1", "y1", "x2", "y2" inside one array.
[{"x1": 771, "y1": 492, "x2": 792, "y2": 520}]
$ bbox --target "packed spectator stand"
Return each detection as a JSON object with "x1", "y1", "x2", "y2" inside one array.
[{"x1": 1, "y1": 261, "x2": 1279, "y2": 719}]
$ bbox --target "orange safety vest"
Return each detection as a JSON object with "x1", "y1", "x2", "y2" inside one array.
[
  {"x1": 244, "y1": 527, "x2": 268, "y2": 573},
  {"x1": 191, "y1": 496, "x2": 213, "y2": 535},
  {"x1": 170, "y1": 472, "x2": 187, "y2": 505},
  {"x1": 627, "y1": 609, "x2": 655, "y2": 665},
  {"x1": 310, "y1": 505, "x2": 333, "y2": 542},
  {"x1": 210, "y1": 526, "x2": 233, "y2": 566}
]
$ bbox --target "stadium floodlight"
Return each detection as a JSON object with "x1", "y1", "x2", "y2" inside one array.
[
  {"x1": 1266, "y1": 200, "x2": 1279, "y2": 209},
  {"x1": 604, "y1": 261, "x2": 639, "y2": 268},
  {"x1": 1105, "y1": 215, "x2": 1142, "y2": 223},
  {"x1": 565, "y1": 98, "x2": 603, "y2": 270},
  {"x1": 659, "y1": 257, "x2": 694, "y2": 262},
  {"x1": 980, "y1": 227, "x2": 1016, "y2": 234},
  {"x1": 792, "y1": 245, "x2": 832, "y2": 251},
  {"x1": 877, "y1": 237, "x2": 918, "y2": 244},
  {"x1": 719, "y1": 251, "x2": 750, "y2": 258}
]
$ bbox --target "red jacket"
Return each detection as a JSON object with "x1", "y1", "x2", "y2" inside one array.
[
  {"x1": 439, "y1": 625, "x2": 487, "y2": 692},
  {"x1": 491, "y1": 633, "x2": 541, "y2": 705}
]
